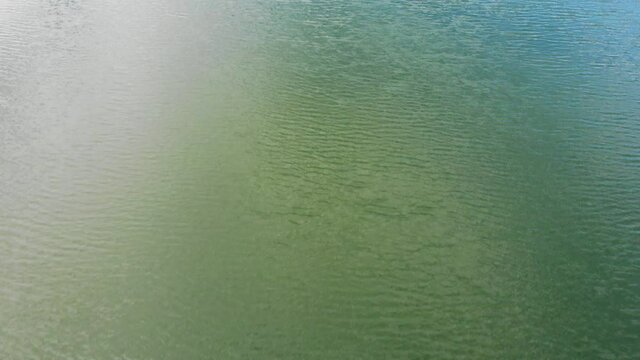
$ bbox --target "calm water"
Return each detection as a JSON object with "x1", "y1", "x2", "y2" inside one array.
[{"x1": 1, "y1": 1, "x2": 639, "y2": 358}]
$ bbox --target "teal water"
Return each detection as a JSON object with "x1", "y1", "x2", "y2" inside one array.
[{"x1": 1, "y1": 0, "x2": 639, "y2": 358}]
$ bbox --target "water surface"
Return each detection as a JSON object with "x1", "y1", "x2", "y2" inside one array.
[{"x1": 1, "y1": 0, "x2": 639, "y2": 358}]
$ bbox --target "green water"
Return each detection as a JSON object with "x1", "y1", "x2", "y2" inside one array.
[{"x1": 1, "y1": 0, "x2": 639, "y2": 358}]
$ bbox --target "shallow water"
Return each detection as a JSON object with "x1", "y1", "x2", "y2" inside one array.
[{"x1": 1, "y1": 1, "x2": 639, "y2": 358}]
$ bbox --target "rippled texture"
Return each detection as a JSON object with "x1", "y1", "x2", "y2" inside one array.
[{"x1": 1, "y1": 0, "x2": 639, "y2": 358}]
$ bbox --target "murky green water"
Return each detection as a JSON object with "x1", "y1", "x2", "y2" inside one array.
[{"x1": 1, "y1": 1, "x2": 639, "y2": 358}]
